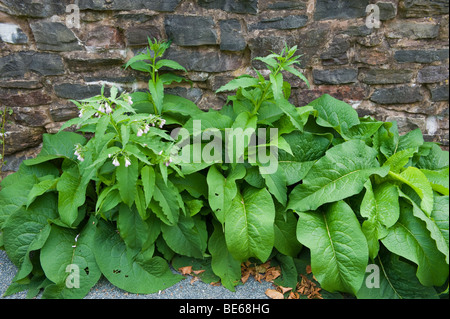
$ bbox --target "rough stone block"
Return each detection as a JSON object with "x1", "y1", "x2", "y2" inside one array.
[
  {"x1": 198, "y1": 0, "x2": 258, "y2": 14},
  {"x1": 361, "y1": 69, "x2": 414, "y2": 84},
  {"x1": 418, "y1": 65, "x2": 449, "y2": 83},
  {"x1": 401, "y1": 0, "x2": 449, "y2": 18},
  {"x1": 265, "y1": 0, "x2": 307, "y2": 10},
  {"x1": 313, "y1": 68, "x2": 358, "y2": 85},
  {"x1": 0, "y1": 0, "x2": 68, "y2": 18},
  {"x1": 220, "y1": 19, "x2": 246, "y2": 52},
  {"x1": 370, "y1": 86, "x2": 423, "y2": 104},
  {"x1": 378, "y1": 2, "x2": 397, "y2": 20},
  {"x1": 320, "y1": 37, "x2": 350, "y2": 65},
  {"x1": 164, "y1": 47, "x2": 243, "y2": 72},
  {"x1": 124, "y1": 25, "x2": 161, "y2": 46},
  {"x1": 54, "y1": 83, "x2": 104, "y2": 100},
  {"x1": 386, "y1": 21, "x2": 440, "y2": 39},
  {"x1": 314, "y1": 0, "x2": 369, "y2": 20},
  {"x1": 0, "y1": 52, "x2": 65, "y2": 78},
  {"x1": 394, "y1": 49, "x2": 449, "y2": 63},
  {"x1": 30, "y1": 21, "x2": 82, "y2": 51},
  {"x1": 248, "y1": 15, "x2": 308, "y2": 30},
  {"x1": 430, "y1": 84, "x2": 450, "y2": 102},
  {"x1": 0, "y1": 88, "x2": 52, "y2": 107},
  {"x1": 165, "y1": 15, "x2": 217, "y2": 46},
  {"x1": 3, "y1": 123, "x2": 45, "y2": 155}
]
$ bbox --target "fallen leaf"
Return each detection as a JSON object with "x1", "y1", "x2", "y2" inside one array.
[
  {"x1": 190, "y1": 276, "x2": 200, "y2": 285},
  {"x1": 193, "y1": 269, "x2": 206, "y2": 275},
  {"x1": 278, "y1": 286, "x2": 293, "y2": 294},
  {"x1": 306, "y1": 265, "x2": 312, "y2": 274},
  {"x1": 265, "y1": 289, "x2": 284, "y2": 299},
  {"x1": 210, "y1": 281, "x2": 221, "y2": 287},
  {"x1": 288, "y1": 291, "x2": 299, "y2": 299},
  {"x1": 265, "y1": 267, "x2": 281, "y2": 282},
  {"x1": 241, "y1": 271, "x2": 251, "y2": 284},
  {"x1": 178, "y1": 266, "x2": 193, "y2": 276}
]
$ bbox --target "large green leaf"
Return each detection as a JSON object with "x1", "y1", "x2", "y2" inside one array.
[
  {"x1": 308, "y1": 94, "x2": 360, "y2": 136},
  {"x1": 40, "y1": 219, "x2": 101, "y2": 299},
  {"x1": 399, "y1": 191, "x2": 449, "y2": 265},
  {"x1": 288, "y1": 140, "x2": 389, "y2": 212},
  {"x1": 207, "y1": 165, "x2": 245, "y2": 224},
  {"x1": 388, "y1": 166, "x2": 434, "y2": 216},
  {"x1": 296, "y1": 201, "x2": 369, "y2": 294},
  {"x1": 161, "y1": 214, "x2": 207, "y2": 259},
  {"x1": 360, "y1": 181, "x2": 400, "y2": 259},
  {"x1": 152, "y1": 175, "x2": 181, "y2": 226},
  {"x1": 24, "y1": 131, "x2": 87, "y2": 165},
  {"x1": 357, "y1": 251, "x2": 439, "y2": 299},
  {"x1": 216, "y1": 75, "x2": 260, "y2": 93},
  {"x1": 208, "y1": 220, "x2": 242, "y2": 291},
  {"x1": 278, "y1": 131, "x2": 331, "y2": 186},
  {"x1": 381, "y1": 199, "x2": 448, "y2": 287},
  {"x1": 116, "y1": 156, "x2": 138, "y2": 207},
  {"x1": 274, "y1": 208, "x2": 302, "y2": 257},
  {"x1": 93, "y1": 220, "x2": 183, "y2": 294},
  {"x1": 224, "y1": 187, "x2": 275, "y2": 262},
  {"x1": 57, "y1": 164, "x2": 87, "y2": 227},
  {"x1": 2, "y1": 193, "x2": 58, "y2": 280}
]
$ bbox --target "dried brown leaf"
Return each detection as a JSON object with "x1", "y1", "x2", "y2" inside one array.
[
  {"x1": 265, "y1": 289, "x2": 284, "y2": 299},
  {"x1": 178, "y1": 266, "x2": 193, "y2": 276}
]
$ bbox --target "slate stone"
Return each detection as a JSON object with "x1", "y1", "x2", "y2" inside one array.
[
  {"x1": 0, "y1": 0, "x2": 69, "y2": 18},
  {"x1": 370, "y1": 86, "x2": 423, "y2": 104},
  {"x1": 0, "y1": 52, "x2": 65, "y2": 78},
  {"x1": 3, "y1": 123, "x2": 45, "y2": 155},
  {"x1": 267, "y1": 1, "x2": 307, "y2": 10},
  {"x1": 377, "y1": 2, "x2": 397, "y2": 20},
  {"x1": 430, "y1": 85, "x2": 449, "y2": 102},
  {"x1": 314, "y1": 0, "x2": 369, "y2": 20},
  {"x1": 401, "y1": 0, "x2": 449, "y2": 18},
  {"x1": 0, "y1": 23, "x2": 28, "y2": 44},
  {"x1": 164, "y1": 47, "x2": 242, "y2": 72},
  {"x1": 313, "y1": 68, "x2": 358, "y2": 85},
  {"x1": 0, "y1": 88, "x2": 52, "y2": 107},
  {"x1": 198, "y1": 0, "x2": 258, "y2": 14},
  {"x1": 361, "y1": 69, "x2": 414, "y2": 85},
  {"x1": 30, "y1": 21, "x2": 83, "y2": 51},
  {"x1": 320, "y1": 37, "x2": 350, "y2": 66},
  {"x1": 248, "y1": 15, "x2": 308, "y2": 30},
  {"x1": 54, "y1": 83, "x2": 104, "y2": 100},
  {"x1": 165, "y1": 15, "x2": 217, "y2": 46},
  {"x1": 78, "y1": 0, "x2": 181, "y2": 11},
  {"x1": 220, "y1": 19, "x2": 246, "y2": 52},
  {"x1": 418, "y1": 65, "x2": 449, "y2": 83},
  {"x1": 386, "y1": 21, "x2": 440, "y2": 39},
  {"x1": 141, "y1": 0, "x2": 182, "y2": 11},
  {"x1": 394, "y1": 49, "x2": 449, "y2": 63},
  {"x1": 125, "y1": 25, "x2": 161, "y2": 46}
]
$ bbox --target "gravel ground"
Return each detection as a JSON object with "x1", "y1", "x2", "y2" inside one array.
[{"x1": 0, "y1": 249, "x2": 273, "y2": 299}]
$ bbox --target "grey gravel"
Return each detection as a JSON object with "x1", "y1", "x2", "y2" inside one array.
[{"x1": 0, "y1": 249, "x2": 273, "y2": 299}]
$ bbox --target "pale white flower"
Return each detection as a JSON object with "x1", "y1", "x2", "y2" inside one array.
[
  {"x1": 127, "y1": 96, "x2": 133, "y2": 105},
  {"x1": 125, "y1": 158, "x2": 131, "y2": 167},
  {"x1": 137, "y1": 129, "x2": 143, "y2": 137},
  {"x1": 77, "y1": 155, "x2": 84, "y2": 162},
  {"x1": 144, "y1": 125, "x2": 150, "y2": 134},
  {"x1": 108, "y1": 154, "x2": 112, "y2": 158},
  {"x1": 98, "y1": 105, "x2": 105, "y2": 113},
  {"x1": 112, "y1": 158, "x2": 120, "y2": 167},
  {"x1": 158, "y1": 150, "x2": 163, "y2": 155},
  {"x1": 105, "y1": 104, "x2": 113, "y2": 114}
]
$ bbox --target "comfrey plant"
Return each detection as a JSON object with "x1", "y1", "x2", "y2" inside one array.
[{"x1": 0, "y1": 40, "x2": 448, "y2": 299}]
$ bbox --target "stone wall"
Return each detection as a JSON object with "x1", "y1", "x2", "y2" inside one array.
[{"x1": 0, "y1": 0, "x2": 449, "y2": 178}]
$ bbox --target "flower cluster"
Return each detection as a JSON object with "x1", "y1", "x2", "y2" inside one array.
[
  {"x1": 135, "y1": 116, "x2": 167, "y2": 137},
  {"x1": 109, "y1": 153, "x2": 131, "y2": 168},
  {"x1": 74, "y1": 144, "x2": 84, "y2": 162}
]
